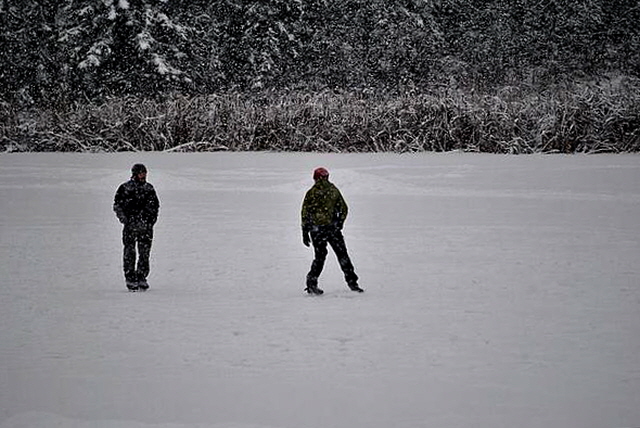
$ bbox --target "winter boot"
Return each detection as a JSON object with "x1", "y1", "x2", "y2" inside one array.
[
  {"x1": 305, "y1": 285, "x2": 324, "y2": 295},
  {"x1": 138, "y1": 279, "x2": 149, "y2": 291},
  {"x1": 348, "y1": 284, "x2": 364, "y2": 293}
]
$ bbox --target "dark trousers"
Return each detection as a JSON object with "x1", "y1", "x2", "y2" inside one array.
[
  {"x1": 307, "y1": 226, "x2": 359, "y2": 288},
  {"x1": 122, "y1": 226, "x2": 153, "y2": 282}
]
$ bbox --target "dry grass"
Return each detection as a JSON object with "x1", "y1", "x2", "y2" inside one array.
[{"x1": 2, "y1": 76, "x2": 639, "y2": 153}]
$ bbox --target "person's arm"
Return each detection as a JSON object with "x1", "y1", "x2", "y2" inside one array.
[
  {"x1": 148, "y1": 186, "x2": 160, "y2": 226},
  {"x1": 301, "y1": 191, "x2": 312, "y2": 246},
  {"x1": 113, "y1": 185, "x2": 127, "y2": 224},
  {"x1": 333, "y1": 189, "x2": 348, "y2": 229}
]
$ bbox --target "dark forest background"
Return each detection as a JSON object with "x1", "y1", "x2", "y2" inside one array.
[{"x1": 2, "y1": 0, "x2": 639, "y2": 153}]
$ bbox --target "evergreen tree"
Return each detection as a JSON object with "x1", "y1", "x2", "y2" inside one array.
[
  {"x1": 1, "y1": 0, "x2": 66, "y2": 106},
  {"x1": 58, "y1": 0, "x2": 194, "y2": 98},
  {"x1": 1, "y1": 0, "x2": 639, "y2": 103}
]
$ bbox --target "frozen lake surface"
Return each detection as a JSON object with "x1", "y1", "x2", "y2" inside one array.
[{"x1": 1, "y1": 152, "x2": 639, "y2": 428}]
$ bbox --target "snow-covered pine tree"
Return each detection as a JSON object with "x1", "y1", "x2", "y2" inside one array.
[
  {"x1": 0, "y1": 0, "x2": 67, "y2": 106},
  {"x1": 59, "y1": 0, "x2": 193, "y2": 98}
]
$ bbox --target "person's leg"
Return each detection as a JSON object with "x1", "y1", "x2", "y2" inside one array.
[
  {"x1": 122, "y1": 226, "x2": 138, "y2": 289},
  {"x1": 136, "y1": 228, "x2": 153, "y2": 289},
  {"x1": 306, "y1": 228, "x2": 328, "y2": 293},
  {"x1": 328, "y1": 229, "x2": 361, "y2": 291}
]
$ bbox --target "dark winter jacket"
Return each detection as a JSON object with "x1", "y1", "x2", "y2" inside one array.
[
  {"x1": 113, "y1": 179, "x2": 160, "y2": 229},
  {"x1": 301, "y1": 179, "x2": 348, "y2": 230}
]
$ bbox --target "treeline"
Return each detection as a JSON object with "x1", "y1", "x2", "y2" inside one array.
[{"x1": 1, "y1": 0, "x2": 639, "y2": 152}]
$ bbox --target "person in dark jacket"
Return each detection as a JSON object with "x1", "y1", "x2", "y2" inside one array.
[
  {"x1": 113, "y1": 163, "x2": 160, "y2": 291},
  {"x1": 301, "y1": 167, "x2": 363, "y2": 295}
]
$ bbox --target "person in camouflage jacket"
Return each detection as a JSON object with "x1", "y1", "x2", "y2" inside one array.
[
  {"x1": 113, "y1": 163, "x2": 160, "y2": 291},
  {"x1": 301, "y1": 167, "x2": 362, "y2": 295}
]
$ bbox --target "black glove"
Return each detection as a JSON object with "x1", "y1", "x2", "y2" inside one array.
[{"x1": 302, "y1": 229, "x2": 311, "y2": 247}]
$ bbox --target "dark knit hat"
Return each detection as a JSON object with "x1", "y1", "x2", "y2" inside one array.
[
  {"x1": 313, "y1": 167, "x2": 329, "y2": 180},
  {"x1": 131, "y1": 163, "x2": 147, "y2": 176}
]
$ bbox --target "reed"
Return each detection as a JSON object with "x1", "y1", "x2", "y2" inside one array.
[{"x1": 2, "y1": 76, "x2": 638, "y2": 153}]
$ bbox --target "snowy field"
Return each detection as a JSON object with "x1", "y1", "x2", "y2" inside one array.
[{"x1": 1, "y1": 152, "x2": 639, "y2": 428}]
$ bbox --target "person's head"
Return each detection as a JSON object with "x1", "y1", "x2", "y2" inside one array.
[
  {"x1": 131, "y1": 163, "x2": 147, "y2": 181},
  {"x1": 313, "y1": 167, "x2": 329, "y2": 181}
]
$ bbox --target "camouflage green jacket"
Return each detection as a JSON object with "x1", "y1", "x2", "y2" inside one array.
[{"x1": 301, "y1": 179, "x2": 348, "y2": 230}]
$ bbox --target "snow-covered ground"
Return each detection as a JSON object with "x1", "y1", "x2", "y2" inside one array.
[{"x1": 1, "y1": 152, "x2": 639, "y2": 428}]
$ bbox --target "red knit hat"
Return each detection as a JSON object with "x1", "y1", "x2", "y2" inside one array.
[{"x1": 313, "y1": 167, "x2": 329, "y2": 180}]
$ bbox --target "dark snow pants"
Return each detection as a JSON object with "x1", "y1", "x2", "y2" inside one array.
[
  {"x1": 122, "y1": 225, "x2": 153, "y2": 282},
  {"x1": 307, "y1": 225, "x2": 359, "y2": 289}
]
